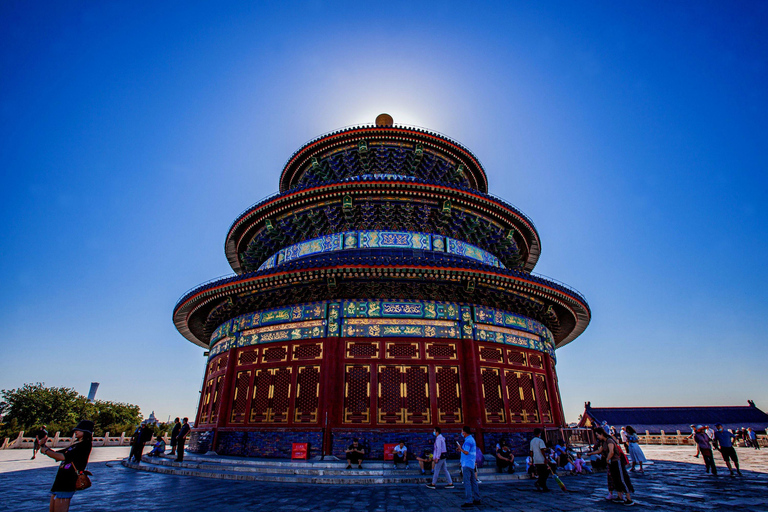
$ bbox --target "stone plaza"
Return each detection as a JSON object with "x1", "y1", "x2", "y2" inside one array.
[{"x1": 2, "y1": 445, "x2": 766, "y2": 511}]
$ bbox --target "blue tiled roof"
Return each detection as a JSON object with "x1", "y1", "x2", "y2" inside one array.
[{"x1": 582, "y1": 402, "x2": 768, "y2": 434}]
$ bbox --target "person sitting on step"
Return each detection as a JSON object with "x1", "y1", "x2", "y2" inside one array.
[
  {"x1": 415, "y1": 448, "x2": 433, "y2": 474},
  {"x1": 495, "y1": 442, "x2": 515, "y2": 473},
  {"x1": 346, "y1": 439, "x2": 365, "y2": 469},
  {"x1": 393, "y1": 441, "x2": 409, "y2": 469}
]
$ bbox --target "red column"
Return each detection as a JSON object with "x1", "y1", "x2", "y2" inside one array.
[
  {"x1": 321, "y1": 337, "x2": 344, "y2": 456},
  {"x1": 211, "y1": 350, "x2": 238, "y2": 451},
  {"x1": 460, "y1": 338, "x2": 484, "y2": 449}
]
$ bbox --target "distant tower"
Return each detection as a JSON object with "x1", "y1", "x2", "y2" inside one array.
[
  {"x1": 87, "y1": 382, "x2": 100, "y2": 402},
  {"x1": 174, "y1": 115, "x2": 591, "y2": 458}
]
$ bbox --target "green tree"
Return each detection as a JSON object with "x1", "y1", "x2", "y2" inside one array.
[{"x1": 0, "y1": 383, "x2": 142, "y2": 437}]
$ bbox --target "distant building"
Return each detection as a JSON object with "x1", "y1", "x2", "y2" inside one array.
[{"x1": 579, "y1": 400, "x2": 768, "y2": 434}]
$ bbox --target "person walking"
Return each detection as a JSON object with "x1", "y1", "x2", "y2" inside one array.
[
  {"x1": 713, "y1": 424, "x2": 741, "y2": 477},
  {"x1": 687, "y1": 424, "x2": 700, "y2": 458},
  {"x1": 748, "y1": 428, "x2": 760, "y2": 450},
  {"x1": 457, "y1": 426, "x2": 481, "y2": 508},
  {"x1": 693, "y1": 425, "x2": 717, "y2": 475},
  {"x1": 175, "y1": 417, "x2": 191, "y2": 462},
  {"x1": 37, "y1": 420, "x2": 93, "y2": 512},
  {"x1": 169, "y1": 417, "x2": 181, "y2": 456},
  {"x1": 32, "y1": 425, "x2": 48, "y2": 459},
  {"x1": 530, "y1": 428, "x2": 550, "y2": 492},
  {"x1": 426, "y1": 427, "x2": 454, "y2": 489},
  {"x1": 625, "y1": 426, "x2": 648, "y2": 473},
  {"x1": 620, "y1": 427, "x2": 629, "y2": 453}
]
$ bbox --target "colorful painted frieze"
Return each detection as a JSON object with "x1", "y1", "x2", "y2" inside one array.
[
  {"x1": 342, "y1": 318, "x2": 460, "y2": 339},
  {"x1": 342, "y1": 300, "x2": 459, "y2": 320},
  {"x1": 446, "y1": 237, "x2": 502, "y2": 267},
  {"x1": 327, "y1": 302, "x2": 341, "y2": 337}
]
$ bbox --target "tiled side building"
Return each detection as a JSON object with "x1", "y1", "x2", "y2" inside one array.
[{"x1": 173, "y1": 115, "x2": 591, "y2": 459}]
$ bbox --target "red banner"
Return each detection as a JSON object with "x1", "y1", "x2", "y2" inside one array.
[
  {"x1": 383, "y1": 443, "x2": 398, "y2": 461},
  {"x1": 291, "y1": 442, "x2": 308, "y2": 459}
]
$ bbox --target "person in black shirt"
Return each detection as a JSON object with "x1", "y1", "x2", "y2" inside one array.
[
  {"x1": 345, "y1": 439, "x2": 365, "y2": 469},
  {"x1": 37, "y1": 420, "x2": 93, "y2": 512},
  {"x1": 175, "y1": 417, "x2": 191, "y2": 462},
  {"x1": 495, "y1": 442, "x2": 515, "y2": 473},
  {"x1": 169, "y1": 417, "x2": 181, "y2": 456},
  {"x1": 32, "y1": 425, "x2": 48, "y2": 459}
]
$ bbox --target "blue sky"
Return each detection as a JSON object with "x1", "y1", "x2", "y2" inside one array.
[{"x1": 1, "y1": 1, "x2": 766, "y2": 424}]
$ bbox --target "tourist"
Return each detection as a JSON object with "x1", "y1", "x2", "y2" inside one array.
[
  {"x1": 625, "y1": 426, "x2": 647, "y2": 473},
  {"x1": 415, "y1": 448, "x2": 433, "y2": 475},
  {"x1": 393, "y1": 441, "x2": 408, "y2": 469},
  {"x1": 586, "y1": 428, "x2": 616, "y2": 500},
  {"x1": 456, "y1": 426, "x2": 481, "y2": 507},
  {"x1": 705, "y1": 425, "x2": 715, "y2": 441},
  {"x1": 426, "y1": 426, "x2": 454, "y2": 489},
  {"x1": 175, "y1": 417, "x2": 190, "y2": 462},
  {"x1": 129, "y1": 423, "x2": 151, "y2": 463},
  {"x1": 591, "y1": 427, "x2": 634, "y2": 506},
  {"x1": 687, "y1": 424, "x2": 700, "y2": 458},
  {"x1": 554, "y1": 439, "x2": 569, "y2": 467},
  {"x1": 32, "y1": 424, "x2": 48, "y2": 460},
  {"x1": 530, "y1": 427, "x2": 549, "y2": 492},
  {"x1": 147, "y1": 437, "x2": 166, "y2": 457},
  {"x1": 713, "y1": 423, "x2": 741, "y2": 477},
  {"x1": 495, "y1": 442, "x2": 515, "y2": 473},
  {"x1": 573, "y1": 453, "x2": 592, "y2": 474},
  {"x1": 525, "y1": 454, "x2": 536, "y2": 478},
  {"x1": 748, "y1": 428, "x2": 760, "y2": 450},
  {"x1": 37, "y1": 419, "x2": 93, "y2": 512},
  {"x1": 169, "y1": 417, "x2": 181, "y2": 456},
  {"x1": 345, "y1": 439, "x2": 365, "y2": 469},
  {"x1": 693, "y1": 425, "x2": 717, "y2": 475}
]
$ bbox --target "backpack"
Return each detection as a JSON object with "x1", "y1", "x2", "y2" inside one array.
[{"x1": 475, "y1": 448, "x2": 484, "y2": 467}]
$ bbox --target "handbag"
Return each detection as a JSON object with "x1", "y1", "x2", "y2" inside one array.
[{"x1": 71, "y1": 462, "x2": 93, "y2": 491}]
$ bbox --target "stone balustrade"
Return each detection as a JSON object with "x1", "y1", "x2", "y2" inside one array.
[{"x1": 1, "y1": 431, "x2": 170, "y2": 449}]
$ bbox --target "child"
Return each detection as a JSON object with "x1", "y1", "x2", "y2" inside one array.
[
  {"x1": 573, "y1": 453, "x2": 592, "y2": 474},
  {"x1": 526, "y1": 455, "x2": 536, "y2": 478}
]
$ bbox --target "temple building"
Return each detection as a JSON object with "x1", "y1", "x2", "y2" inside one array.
[{"x1": 173, "y1": 114, "x2": 591, "y2": 458}]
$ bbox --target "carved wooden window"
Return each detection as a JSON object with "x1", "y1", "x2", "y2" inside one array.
[
  {"x1": 435, "y1": 366, "x2": 462, "y2": 423},
  {"x1": 263, "y1": 346, "x2": 289, "y2": 363},
  {"x1": 268, "y1": 367, "x2": 292, "y2": 423},
  {"x1": 238, "y1": 348, "x2": 259, "y2": 366},
  {"x1": 386, "y1": 342, "x2": 419, "y2": 359},
  {"x1": 507, "y1": 349, "x2": 526, "y2": 366},
  {"x1": 294, "y1": 366, "x2": 321, "y2": 423},
  {"x1": 230, "y1": 371, "x2": 252, "y2": 423},
  {"x1": 480, "y1": 367, "x2": 505, "y2": 423},
  {"x1": 199, "y1": 378, "x2": 214, "y2": 424},
  {"x1": 479, "y1": 346, "x2": 504, "y2": 363},
  {"x1": 529, "y1": 353, "x2": 543, "y2": 369},
  {"x1": 378, "y1": 365, "x2": 403, "y2": 423},
  {"x1": 344, "y1": 364, "x2": 371, "y2": 423},
  {"x1": 293, "y1": 343, "x2": 323, "y2": 361},
  {"x1": 346, "y1": 341, "x2": 379, "y2": 359},
  {"x1": 426, "y1": 342, "x2": 457, "y2": 360}
]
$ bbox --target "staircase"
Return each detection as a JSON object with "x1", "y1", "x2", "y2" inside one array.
[{"x1": 122, "y1": 453, "x2": 535, "y2": 485}]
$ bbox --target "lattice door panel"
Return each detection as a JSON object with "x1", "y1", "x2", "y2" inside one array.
[
  {"x1": 230, "y1": 370, "x2": 252, "y2": 423},
  {"x1": 262, "y1": 345, "x2": 289, "y2": 363},
  {"x1": 344, "y1": 364, "x2": 371, "y2": 423},
  {"x1": 435, "y1": 365, "x2": 462, "y2": 423},
  {"x1": 404, "y1": 366, "x2": 430, "y2": 424},
  {"x1": 249, "y1": 369, "x2": 272, "y2": 423},
  {"x1": 504, "y1": 371, "x2": 524, "y2": 423},
  {"x1": 480, "y1": 367, "x2": 505, "y2": 423},
  {"x1": 519, "y1": 372, "x2": 539, "y2": 423},
  {"x1": 238, "y1": 348, "x2": 259, "y2": 366},
  {"x1": 425, "y1": 342, "x2": 457, "y2": 360},
  {"x1": 346, "y1": 341, "x2": 379, "y2": 359},
  {"x1": 529, "y1": 353, "x2": 543, "y2": 369},
  {"x1": 377, "y1": 365, "x2": 403, "y2": 423},
  {"x1": 267, "y1": 367, "x2": 292, "y2": 423},
  {"x1": 209, "y1": 375, "x2": 224, "y2": 423},
  {"x1": 294, "y1": 366, "x2": 321, "y2": 423},
  {"x1": 534, "y1": 374, "x2": 553, "y2": 424},
  {"x1": 199, "y1": 378, "x2": 215, "y2": 424}
]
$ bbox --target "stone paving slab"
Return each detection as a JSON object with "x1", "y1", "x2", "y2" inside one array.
[{"x1": 1, "y1": 445, "x2": 766, "y2": 511}]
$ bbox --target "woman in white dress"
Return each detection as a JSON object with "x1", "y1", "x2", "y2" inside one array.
[{"x1": 626, "y1": 425, "x2": 648, "y2": 472}]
